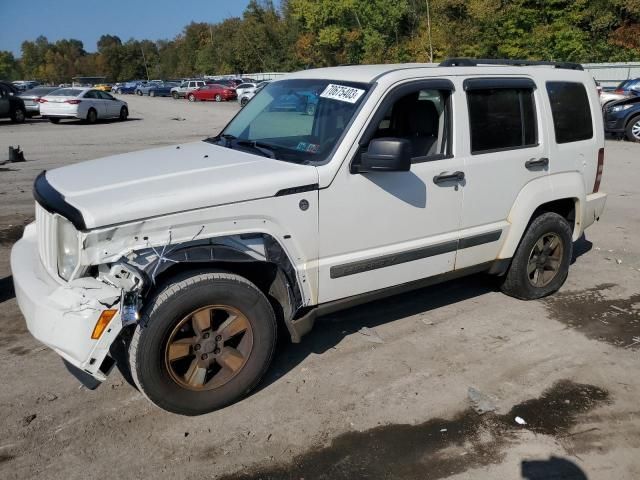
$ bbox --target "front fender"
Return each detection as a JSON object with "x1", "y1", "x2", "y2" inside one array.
[{"x1": 498, "y1": 172, "x2": 585, "y2": 259}]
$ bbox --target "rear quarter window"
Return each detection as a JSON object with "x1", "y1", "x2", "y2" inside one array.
[{"x1": 546, "y1": 82, "x2": 593, "y2": 144}]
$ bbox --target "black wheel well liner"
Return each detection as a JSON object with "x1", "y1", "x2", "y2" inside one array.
[
  {"x1": 531, "y1": 197, "x2": 577, "y2": 231},
  {"x1": 136, "y1": 237, "x2": 303, "y2": 342}
]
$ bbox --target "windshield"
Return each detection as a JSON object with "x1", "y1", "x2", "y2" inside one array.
[{"x1": 213, "y1": 79, "x2": 370, "y2": 163}]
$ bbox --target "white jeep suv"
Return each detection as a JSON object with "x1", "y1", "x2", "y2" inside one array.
[{"x1": 11, "y1": 59, "x2": 607, "y2": 415}]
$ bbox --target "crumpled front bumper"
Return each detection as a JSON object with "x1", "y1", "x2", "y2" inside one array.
[{"x1": 10, "y1": 223, "x2": 124, "y2": 383}]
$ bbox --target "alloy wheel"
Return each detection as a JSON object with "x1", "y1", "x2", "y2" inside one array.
[
  {"x1": 164, "y1": 305, "x2": 254, "y2": 391},
  {"x1": 527, "y1": 233, "x2": 564, "y2": 287}
]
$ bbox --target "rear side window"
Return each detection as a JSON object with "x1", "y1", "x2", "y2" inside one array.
[
  {"x1": 467, "y1": 88, "x2": 537, "y2": 153},
  {"x1": 546, "y1": 82, "x2": 593, "y2": 144}
]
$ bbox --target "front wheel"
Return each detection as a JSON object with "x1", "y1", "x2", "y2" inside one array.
[
  {"x1": 240, "y1": 97, "x2": 249, "y2": 107},
  {"x1": 500, "y1": 212, "x2": 573, "y2": 300},
  {"x1": 172, "y1": 92, "x2": 179, "y2": 99},
  {"x1": 215, "y1": 94, "x2": 222, "y2": 102},
  {"x1": 136, "y1": 90, "x2": 143, "y2": 96},
  {"x1": 129, "y1": 271, "x2": 277, "y2": 415},
  {"x1": 625, "y1": 115, "x2": 640, "y2": 143},
  {"x1": 188, "y1": 94, "x2": 196, "y2": 102},
  {"x1": 119, "y1": 106, "x2": 128, "y2": 121}
]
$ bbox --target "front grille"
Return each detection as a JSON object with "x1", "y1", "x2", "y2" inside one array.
[{"x1": 35, "y1": 202, "x2": 58, "y2": 277}]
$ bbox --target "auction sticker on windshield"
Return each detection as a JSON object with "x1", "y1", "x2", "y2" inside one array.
[{"x1": 320, "y1": 84, "x2": 365, "y2": 104}]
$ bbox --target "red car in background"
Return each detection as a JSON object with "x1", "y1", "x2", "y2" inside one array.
[{"x1": 187, "y1": 84, "x2": 237, "y2": 102}]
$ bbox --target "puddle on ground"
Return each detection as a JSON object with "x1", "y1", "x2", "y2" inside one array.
[
  {"x1": 0, "y1": 224, "x2": 25, "y2": 246},
  {"x1": 218, "y1": 380, "x2": 609, "y2": 480},
  {"x1": 543, "y1": 284, "x2": 640, "y2": 350}
]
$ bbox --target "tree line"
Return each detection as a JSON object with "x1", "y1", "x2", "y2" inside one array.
[{"x1": 1, "y1": 0, "x2": 639, "y2": 84}]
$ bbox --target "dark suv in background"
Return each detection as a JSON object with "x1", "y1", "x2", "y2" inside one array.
[
  {"x1": 604, "y1": 96, "x2": 640, "y2": 142},
  {"x1": 0, "y1": 82, "x2": 27, "y2": 123}
]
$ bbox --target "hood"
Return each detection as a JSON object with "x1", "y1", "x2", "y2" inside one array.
[{"x1": 45, "y1": 141, "x2": 318, "y2": 229}]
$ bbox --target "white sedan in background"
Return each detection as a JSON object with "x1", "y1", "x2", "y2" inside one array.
[{"x1": 40, "y1": 87, "x2": 129, "y2": 124}]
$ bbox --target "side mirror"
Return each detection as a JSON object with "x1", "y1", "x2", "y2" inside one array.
[{"x1": 356, "y1": 138, "x2": 411, "y2": 173}]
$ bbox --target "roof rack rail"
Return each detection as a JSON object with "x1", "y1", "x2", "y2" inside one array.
[{"x1": 439, "y1": 58, "x2": 584, "y2": 71}]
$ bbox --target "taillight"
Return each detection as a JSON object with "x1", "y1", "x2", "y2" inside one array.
[
  {"x1": 38, "y1": 98, "x2": 47, "y2": 103},
  {"x1": 614, "y1": 89, "x2": 623, "y2": 94},
  {"x1": 65, "y1": 99, "x2": 81, "y2": 104},
  {"x1": 593, "y1": 148, "x2": 604, "y2": 193}
]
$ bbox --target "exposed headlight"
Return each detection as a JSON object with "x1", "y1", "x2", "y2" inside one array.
[
  {"x1": 57, "y1": 216, "x2": 80, "y2": 281},
  {"x1": 611, "y1": 104, "x2": 634, "y2": 112}
]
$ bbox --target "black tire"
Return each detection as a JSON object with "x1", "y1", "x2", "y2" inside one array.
[
  {"x1": 48, "y1": 117, "x2": 60, "y2": 124},
  {"x1": 129, "y1": 270, "x2": 277, "y2": 415},
  {"x1": 119, "y1": 106, "x2": 128, "y2": 121},
  {"x1": 240, "y1": 97, "x2": 249, "y2": 107},
  {"x1": 500, "y1": 212, "x2": 573, "y2": 300},
  {"x1": 11, "y1": 107, "x2": 26, "y2": 123},
  {"x1": 215, "y1": 94, "x2": 222, "y2": 102},
  {"x1": 136, "y1": 90, "x2": 143, "y2": 96},
  {"x1": 172, "y1": 92, "x2": 179, "y2": 99},
  {"x1": 86, "y1": 108, "x2": 97, "y2": 124},
  {"x1": 188, "y1": 94, "x2": 196, "y2": 102},
  {"x1": 625, "y1": 115, "x2": 640, "y2": 143}
]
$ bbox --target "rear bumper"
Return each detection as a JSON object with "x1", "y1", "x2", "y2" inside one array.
[
  {"x1": 583, "y1": 192, "x2": 607, "y2": 230},
  {"x1": 10, "y1": 224, "x2": 123, "y2": 383}
]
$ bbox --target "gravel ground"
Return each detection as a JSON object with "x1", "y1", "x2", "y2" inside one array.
[{"x1": 1, "y1": 95, "x2": 639, "y2": 480}]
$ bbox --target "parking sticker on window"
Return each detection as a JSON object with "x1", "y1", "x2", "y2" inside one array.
[
  {"x1": 320, "y1": 84, "x2": 365, "y2": 104},
  {"x1": 296, "y1": 142, "x2": 320, "y2": 153}
]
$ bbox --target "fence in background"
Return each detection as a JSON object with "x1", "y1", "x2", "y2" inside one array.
[{"x1": 583, "y1": 62, "x2": 640, "y2": 87}]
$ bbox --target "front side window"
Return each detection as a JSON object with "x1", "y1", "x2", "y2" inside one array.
[
  {"x1": 467, "y1": 88, "x2": 537, "y2": 153},
  {"x1": 546, "y1": 82, "x2": 593, "y2": 144},
  {"x1": 213, "y1": 79, "x2": 370, "y2": 164},
  {"x1": 367, "y1": 88, "x2": 452, "y2": 160}
]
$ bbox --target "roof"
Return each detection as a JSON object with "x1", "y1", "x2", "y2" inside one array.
[{"x1": 282, "y1": 61, "x2": 588, "y2": 84}]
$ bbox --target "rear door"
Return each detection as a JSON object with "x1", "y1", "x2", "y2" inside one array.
[{"x1": 454, "y1": 77, "x2": 549, "y2": 269}]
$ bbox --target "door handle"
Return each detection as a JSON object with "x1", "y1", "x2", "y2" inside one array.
[
  {"x1": 525, "y1": 157, "x2": 549, "y2": 169},
  {"x1": 433, "y1": 171, "x2": 465, "y2": 184}
]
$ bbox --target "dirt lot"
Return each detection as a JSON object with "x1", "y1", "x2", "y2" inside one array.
[{"x1": 1, "y1": 95, "x2": 639, "y2": 480}]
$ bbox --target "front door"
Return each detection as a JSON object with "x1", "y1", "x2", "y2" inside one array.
[
  {"x1": 318, "y1": 81, "x2": 464, "y2": 303},
  {"x1": 0, "y1": 87, "x2": 10, "y2": 116},
  {"x1": 454, "y1": 77, "x2": 550, "y2": 269}
]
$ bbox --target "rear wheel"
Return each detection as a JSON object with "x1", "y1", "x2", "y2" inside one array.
[
  {"x1": 625, "y1": 115, "x2": 640, "y2": 142},
  {"x1": 11, "y1": 107, "x2": 26, "y2": 123},
  {"x1": 172, "y1": 92, "x2": 179, "y2": 99},
  {"x1": 215, "y1": 94, "x2": 222, "y2": 102},
  {"x1": 500, "y1": 212, "x2": 573, "y2": 300},
  {"x1": 119, "y1": 106, "x2": 128, "y2": 121},
  {"x1": 86, "y1": 108, "x2": 97, "y2": 124},
  {"x1": 129, "y1": 271, "x2": 277, "y2": 415},
  {"x1": 188, "y1": 94, "x2": 196, "y2": 102},
  {"x1": 136, "y1": 90, "x2": 143, "y2": 96}
]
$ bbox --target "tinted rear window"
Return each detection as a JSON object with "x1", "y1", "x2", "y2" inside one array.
[
  {"x1": 467, "y1": 88, "x2": 537, "y2": 153},
  {"x1": 48, "y1": 88, "x2": 83, "y2": 97},
  {"x1": 546, "y1": 82, "x2": 593, "y2": 144}
]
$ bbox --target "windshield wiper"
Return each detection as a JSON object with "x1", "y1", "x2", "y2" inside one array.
[{"x1": 234, "y1": 140, "x2": 277, "y2": 159}]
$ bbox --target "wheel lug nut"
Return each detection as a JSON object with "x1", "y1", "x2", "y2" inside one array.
[
  {"x1": 215, "y1": 335, "x2": 222, "y2": 341},
  {"x1": 214, "y1": 348, "x2": 220, "y2": 354},
  {"x1": 194, "y1": 344, "x2": 201, "y2": 351},
  {"x1": 201, "y1": 354, "x2": 208, "y2": 360}
]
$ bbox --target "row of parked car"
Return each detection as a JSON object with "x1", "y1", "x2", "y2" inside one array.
[{"x1": 2, "y1": 76, "x2": 639, "y2": 139}]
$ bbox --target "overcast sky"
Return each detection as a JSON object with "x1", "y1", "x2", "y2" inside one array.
[{"x1": 1, "y1": 0, "x2": 254, "y2": 56}]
